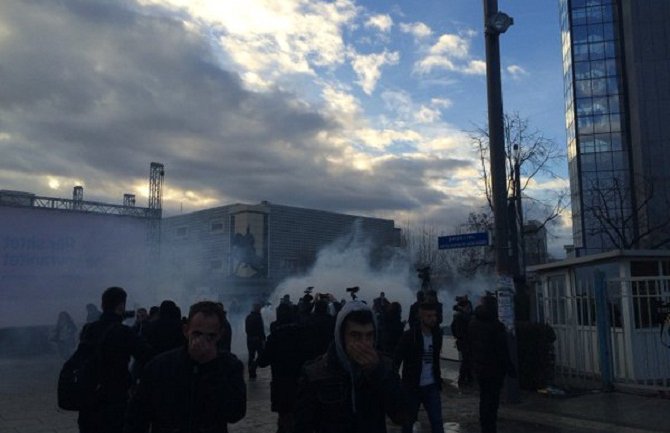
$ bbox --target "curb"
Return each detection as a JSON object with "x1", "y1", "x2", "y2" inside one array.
[{"x1": 499, "y1": 407, "x2": 665, "y2": 433}]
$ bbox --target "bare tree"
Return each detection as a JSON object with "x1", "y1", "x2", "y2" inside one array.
[
  {"x1": 399, "y1": 220, "x2": 453, "y2": 289},
  {"x1": 471, "y1": 112, "x2": 568, "y2": 234}
]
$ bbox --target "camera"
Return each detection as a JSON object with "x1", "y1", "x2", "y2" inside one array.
[
  {"x1": 122, "y1": 310, "x2": 136, "y2": 319},
  {"x1": 346, "y1": 286, "x2": 359, "y2": 300},
  {"x1": 304, "y1": 286, "x2": 314, "y2": 295}
]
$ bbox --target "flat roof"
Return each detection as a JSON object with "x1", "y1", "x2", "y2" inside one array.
[{"x1": 527, "y1": 249, "x2": 670, "y2": 273}]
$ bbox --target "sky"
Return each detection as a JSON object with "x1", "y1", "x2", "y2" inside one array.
[{"x1": 0, "y1": 0, "x2": 571, "y2": 257}]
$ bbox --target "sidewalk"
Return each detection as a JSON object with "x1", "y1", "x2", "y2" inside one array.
[{"x1": 441, "y1": 359, "x2": 670, "y2": 433}]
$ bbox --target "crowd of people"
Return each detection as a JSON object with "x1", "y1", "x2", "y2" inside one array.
[{"x1": 57, "y1": 285, "x2": 515, "y2": 433}]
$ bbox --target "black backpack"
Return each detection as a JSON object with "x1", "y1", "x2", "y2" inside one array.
[{"x1": 57, "y1": 322, "x2": 116, "y2": 411}]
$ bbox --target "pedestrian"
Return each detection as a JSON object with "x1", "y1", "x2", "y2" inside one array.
[
  {"x1": 394, "y1": 302, "x2": 445, "y2": 433},
  {"x1": 293, "y1": 301, "x2": 408, "y2": 433},
  {"x1": 245, "y1": 303, "x2": 266, "y2": 379},
  {"x1": 468, "y1": 294, "x2": 516, "y2": 433},
  {"x1": 143, "y1": 300, "x2": 185, "y2": 360},
  {"x1": 451, "y1": 295, "x2": 474, "y2": 389},
  {"x1": 257, "y1": 303, "x2": 306, "y2": 433},
  {"x1": 303, "y1": 296, "x2": 335, "y2": 360},
  {"x1": 425, "y1": 289, "x2": 444, "y2": 325},
  {"x1": 77, "y1": 287, "x2": 151, "y2": 433},
  {"x1": 408, "y1": 291, "x2": 425, "y2": 330},
  {"x1": 85, "y1": 303, "x2": 101, "y2": 323},
  {"x1": 52, "y1": 311, "x2": 77, "y2": 359},
  {"x1": 124, "y1": 301, "x2": 246, "y2": 433},
  {"x1": 216, "y1": 302, "x2": 233, "y2": 353},
  {"x1": 131, "y1": 308, "x2": 148, "y2": 336},
  {"x1": 380, "y1": 301, "x2": 404, "y2": 355}
]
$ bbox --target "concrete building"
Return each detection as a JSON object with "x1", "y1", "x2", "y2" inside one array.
[
  {"x1": 560, "y1": 0, "x2": 670, "y2": 256},
  {"x1": 160, "y1": 201, "x2": 401, "y2": 301},
  {"x1": 524, "y1": 220, "x2": 549, "y2": 266}
]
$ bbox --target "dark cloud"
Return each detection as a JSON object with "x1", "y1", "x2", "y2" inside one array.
[{"x1": 0, "y1": 0, "x2": 475, "y2": 222}]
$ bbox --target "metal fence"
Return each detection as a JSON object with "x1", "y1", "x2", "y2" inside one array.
[{"x1": 538, "y1": 275, "x2": 670, "y2": 392}]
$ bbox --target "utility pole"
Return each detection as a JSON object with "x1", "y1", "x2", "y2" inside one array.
[{"x1": 482, "y1": 0, "x2": 520, "y2": 403}]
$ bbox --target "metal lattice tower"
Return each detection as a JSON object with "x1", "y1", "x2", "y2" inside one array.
[
  {"x1": 123, "y1": 194, "x2": 136, "y2": 207},
  {"x1": 148, "y1": 162, "x2": 164, "y2": 216},
  {"x1": 72, "y1": 186, "x2": 83, "y2": 210}
]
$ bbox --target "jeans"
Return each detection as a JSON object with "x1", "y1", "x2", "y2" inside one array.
[{"x1": 402, "y1": 383, "x2": 444, "y2": 433}]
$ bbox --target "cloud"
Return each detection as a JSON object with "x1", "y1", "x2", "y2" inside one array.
[
  {"x1": 414, "y1": 31, "x2": 485, "y2": 76},
  {"x1": 365, "y1": 14, "x2": 393, "y2": 32},
  {"x1": 349, "y1": 50, "x2": 400, "y2": 95},
  {"x1": 399, "y1": 21, "x2": 432, "y2": 39},
  {"x1": 507, "y1": 64, "x2": 528, "y2": 79}
]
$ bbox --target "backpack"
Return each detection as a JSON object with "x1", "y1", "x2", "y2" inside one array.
[{"x1": 57, "y1": 322, "x2": 116, "y2": 411}]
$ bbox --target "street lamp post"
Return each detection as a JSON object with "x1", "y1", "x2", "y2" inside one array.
[{"x1": 482, "y1": 0, "x2": 520, "y2": 404}]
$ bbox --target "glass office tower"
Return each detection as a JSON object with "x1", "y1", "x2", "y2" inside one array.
[{"x1": 560, "y1": 0, "x2": 670, "y2": 255}]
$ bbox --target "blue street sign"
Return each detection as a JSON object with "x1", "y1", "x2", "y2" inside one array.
[{"x1": 438, "y1": 231, "x2": 489, "y2": 249}]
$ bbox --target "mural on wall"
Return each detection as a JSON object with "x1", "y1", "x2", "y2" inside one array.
[{"x1": 229, "y1": 211, "x2": 268, "y2": 278}]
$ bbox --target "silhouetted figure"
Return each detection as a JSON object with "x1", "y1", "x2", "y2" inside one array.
[
  {"x1": 52, "y1": 311, "x2": 77, "y2": 359},
  {"x1": 469, "y1": 295, "x2": 516, "y2": 433},
  {"x1": 217, "y1": 302, "x2": 233, "y2": 353},
  {"x1": 148, "y1": 306, "x2": 159, "y2": 322},
  {"x1": 303, "y1": 299, "x2": 335, "y2": 361},
  {"x1": 425, "y1": 289, "x2": 443, "y2": 325},
  {"x1": 131, "y1": 308, "x2": 148, "y2": 337},
  {"x1": 257, "y1": 303, "x2": 306, "y2": 433},
  {"x1": 408, "y1": 291, "x2": 425, "y2": 330},
  {"x1": 85, "y1": 303, "x2": 101, "y2": 323},
  {"x1": 380, "y1": 302, "x2": 404, "y2": 355},
  {"x1": 124, "y1": 301, "x2": 246, "y2": 433},
  {"x1": 293, "y1": 301, "x2": 408, "y2": 433},
  {"x1": 245, "y1": 303, "x2": 266, "y2": 379},
  {"x1": 451, "y1": 295, "x2": 474, "y2": 389},
  {"x1": 394, "y1": 302, "x2": 444, "y2": 433},
  {"x1": 143, "y1": 300, "x2": 185, "y2": 360},
  {"x1": 77, "y1": 287, "x2": 150, "y2": 433}
]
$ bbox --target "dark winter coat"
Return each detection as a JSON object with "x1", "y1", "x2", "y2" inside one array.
[
  {"x1": 245, "y1": 311, "x2": 265, "y2": 341},
  {"x1": 79, "y1": 312, "x2": 151, "y2": 403},
  {"x1": 218, "y1": 312, "x2": 232, "y2": 353},
  {"x1": 143, "y1": 317, "x2": 186, "y2": 360},
  {"x1": 450, "y1": 306, "x2": 472, "y2": 351},
  {"x1": 468, "y1": 304, "x2": 515, "y2": 380},
  {"x1": 124, "y1": 347, "x2": 246, "y2": 433},
  {"x1": 393, "y1": 326, "x2": 443, "y2": 391},
  {"x1": 257, "y1": 321, "x2": 307, "y2": 412},
  {"x1": 293, "y1": 301, "x2": 408, "y2": 433},
  {"x1": 303, "y1": 312, "x2": 336, "y2": 361},
  {"x1": 293, "y1": 345, "x2": 407, "y2": 433}
]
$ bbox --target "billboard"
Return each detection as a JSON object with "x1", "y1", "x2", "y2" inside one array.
[{"x1": 229, "y1": 210, "x2": 268, "y2": 278}]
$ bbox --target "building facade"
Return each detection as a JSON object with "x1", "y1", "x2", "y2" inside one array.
[
  {"x1": 560, "y1": 0, "x2": 670, "y2": 256},
  {"x1": 161, "y1": 201, "x2": 401, "y2": 301}
]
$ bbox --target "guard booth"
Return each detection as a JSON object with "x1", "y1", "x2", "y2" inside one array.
[{"x1": 528, "y1": 250, "x2": 670, "y2": 393}]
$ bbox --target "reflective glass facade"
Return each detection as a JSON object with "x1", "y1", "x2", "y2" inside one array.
[{"x1": 560, "y1": 0, "x2": 633, "y2": 254}]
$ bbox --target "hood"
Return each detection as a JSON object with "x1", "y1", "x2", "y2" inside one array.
[
  {"x1": 474, "y1": 300, "x2": 498, "y2": 322},
  {"x1": 333, "y1": 300, "x2": 376, "y2": 373}
]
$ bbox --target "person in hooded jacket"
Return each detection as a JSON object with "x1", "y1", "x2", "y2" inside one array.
[
  {"x1": 293, "y1": 301, "x2": 408, "y2": 433},
  {"x1": 468, "y1": 294, "x2": 516, "y2": 433},
  {"x1": 124, "y1": 301, "x2": 246, "y2": 433}
]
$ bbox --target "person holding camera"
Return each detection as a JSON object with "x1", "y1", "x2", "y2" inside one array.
[{"x1": 77, "y1": 286, "x2": 151, "y2": 433}]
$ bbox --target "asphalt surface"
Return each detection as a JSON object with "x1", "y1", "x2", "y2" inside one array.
[{"x1": 0, "y1": 354, "x2": 609, "y2": 433}]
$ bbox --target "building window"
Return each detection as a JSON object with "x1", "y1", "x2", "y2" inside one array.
[{"x1": 211, "y1": 221, "x2": 224, "y2": 233}]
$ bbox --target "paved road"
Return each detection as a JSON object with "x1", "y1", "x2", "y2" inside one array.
[{"x1": 0, "y1": 355, "x2": 603, "y2": 433}]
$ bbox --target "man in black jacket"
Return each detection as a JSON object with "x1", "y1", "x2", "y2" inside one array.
[
  {"x1": 245, "y1": 303, "x2": 266, "y2": 379},
  {"x1": 124, "y1": 301, "x2": 246, "y2": 433},
  {"x1": 468, "y1": 294, "x2": 516, "y2": 433},
  {"x1": 293, "y1": 301, "x2": 408, "y2": 433},
  {"x1": 450, "y1": 295, "x2": 474, "y2": 389},
  {"x1": 257, "y1": 303, "x2": 307, "y2": 433},
  {"x1": 394, "y1": 302, "x2": 444, "y2": 433},
  {"x1": 77, "y1": 287, "x2": 151, "y2": 433}
]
